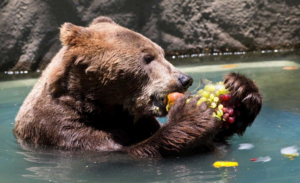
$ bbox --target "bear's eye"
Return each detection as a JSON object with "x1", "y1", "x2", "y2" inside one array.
[{"x1": 143, "y1": 55, "x2": 155, "y2": 64}]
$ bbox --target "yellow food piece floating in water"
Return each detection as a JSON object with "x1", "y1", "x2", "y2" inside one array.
[
  {"x1": 213, "y1": 161, "x2": 239, "y2": 168},
  {"x1": 283, "y1": 154, "x2": 299, "y2": 160}
]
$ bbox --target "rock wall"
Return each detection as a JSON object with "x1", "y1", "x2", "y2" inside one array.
[{"x1": 0, "y1": 0, "x2": 299, "y2": 71}]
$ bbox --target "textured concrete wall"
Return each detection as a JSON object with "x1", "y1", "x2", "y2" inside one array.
[{"x1": 0, "y1": 0, "x2": 299, "y2": 71}]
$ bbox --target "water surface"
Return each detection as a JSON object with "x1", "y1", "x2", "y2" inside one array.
[{"x1": 1, "y1": 51, "x2": 300, "y2": 183}]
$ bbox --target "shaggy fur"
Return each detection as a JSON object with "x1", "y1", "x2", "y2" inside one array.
[{"x1": 14, "y1": 17, "x2": 262, "y2": 158}]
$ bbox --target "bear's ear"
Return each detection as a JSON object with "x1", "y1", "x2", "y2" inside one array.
[
  {"x1": 60, "y1": 23, "x2": 86, "y2": 46},
  {"x1": 89, "y1": 16, "x2": 116, "y2": 26}
]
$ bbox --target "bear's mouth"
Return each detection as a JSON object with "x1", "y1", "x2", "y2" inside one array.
[
  {"x1": 150, "y1": 91, "x2": 184, "y2": 117},
  {"x1": 150, "y1": 93, "x2": 167, "y2": 117}
]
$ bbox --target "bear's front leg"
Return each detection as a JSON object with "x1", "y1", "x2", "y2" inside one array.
[
  {"x1": 126, "y1": 96, "x2": 219, "y2": 158},
  {"x1": 214, "y1": 72, "x2": 262, "y2": 140}
]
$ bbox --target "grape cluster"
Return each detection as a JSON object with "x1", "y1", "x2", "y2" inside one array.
[
  {"x1": 165, "y1": 81, "x2": 238, "y2": 128},
  {"x1": 195, "y1": 82, "x2": 237, "y2": 125}
]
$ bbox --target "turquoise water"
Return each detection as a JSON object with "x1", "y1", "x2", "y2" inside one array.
[{"x1": 1, "y1": 52, "x2": 300, "y2": 183}]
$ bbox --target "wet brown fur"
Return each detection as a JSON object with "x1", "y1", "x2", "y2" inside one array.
[{"x1": 14, "y1": 17, "x2": 262, "y2": 158}]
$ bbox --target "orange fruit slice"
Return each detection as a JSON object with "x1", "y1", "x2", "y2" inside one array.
[
  {"x1": 221, "y1": 64, "x2": 238, "y2": 68},
  {"x1": 282, "y1": 67, "x2": 298, "y2": 70}
]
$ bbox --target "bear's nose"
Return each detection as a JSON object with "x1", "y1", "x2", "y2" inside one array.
[{"x1": 178, "y1": 74, "x2": 193, "y2": 89}]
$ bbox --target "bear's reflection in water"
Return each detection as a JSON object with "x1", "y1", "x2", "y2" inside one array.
[{"x1": 17, "y1": 137, "x2": 236, "y2": 183}]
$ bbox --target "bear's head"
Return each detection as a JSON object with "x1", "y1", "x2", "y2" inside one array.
[{"x1": 49, "y1": 16, "x2": 193, "y2": 118}]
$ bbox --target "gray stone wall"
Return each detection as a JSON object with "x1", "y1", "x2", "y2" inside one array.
[{"x1": 0, "y1": 0, "x2": 299, "y2": 71}]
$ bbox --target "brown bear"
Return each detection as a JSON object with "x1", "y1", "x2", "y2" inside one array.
[{"x1": 14, "y1": 17, "x2": 262, "y2": 158}]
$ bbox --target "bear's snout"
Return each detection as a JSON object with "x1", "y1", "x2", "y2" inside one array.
[{"x1": 178, "y1": 74, "x2": 193, "y2": 89}]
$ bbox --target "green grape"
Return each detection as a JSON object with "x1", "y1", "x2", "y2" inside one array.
[
  {"x1": 211, "y1": 102, "x2": 217, "y2": 108},
  {"x1": 197, "y1": 89, "x2": 204, "y2": 94},
  {"x1": 214, "y1": 97, "x2": 219, "y2": 103},
  {"x1": 197, "y1": 97, "x2": 207, "y2": 106},
  {"x1": 219, "y1": 87, "x2": 226, "y2": 95},
  {"x1": 199, "y1": 97, "x2": 207, "y2": 102},
  {"x1": 204, "y1": 85, "x2": 210, "y2": 91},
  {"x1": 197, "y1": 101, "x2": 201, "y2": 106},
  {"x1": 218, "y1": 104, "x2": 224, "y2": 110},
  {"x1": 186, "y1": 98, "x2": 191, "y2": 103},
  {"x1": 217, "y1": 109, "x2": 223, "y2": 117},
  {"x1": 202, "y1": 91, "x2": 210, "y2": 98},
  {"x1": 209, "y1": 85, "x2": 215, "y2": 92},
  {"x1": 193, "y1": 80, "x2": 231, "y2": 123},
  {"x1": 213, "y1": 112, "x2": 221, "y2": 120}
]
